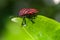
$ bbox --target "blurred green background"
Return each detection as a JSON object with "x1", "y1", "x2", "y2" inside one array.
[{"x1": 0, "y1": 0, "x2": 60, "y2": 40}]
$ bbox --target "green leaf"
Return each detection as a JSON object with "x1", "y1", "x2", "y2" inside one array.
[{"x1": 4, "y1": 15, "x2": 60, "y2": 40}]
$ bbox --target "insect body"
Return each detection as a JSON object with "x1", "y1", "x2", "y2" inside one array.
[
  {"x1": 19, "y1": 8, "x2": 38, "y2": 16},
  {"x1": 18, "y1": 8, "x2": 38, "y2": 26}
]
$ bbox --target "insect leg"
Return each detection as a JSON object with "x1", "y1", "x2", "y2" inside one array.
[
  {"x1": 33, "y1": 13, "x2": 37, "y2": 19},
  {"x1": 29, "y1": 15, "x2": 35, "y2": 23},
  {"x1": 22, "y1": 16, "x2": 26, "y2": 26},
  {"x1": 30, "y1": 19, "x2": 35, "y2": 23}
]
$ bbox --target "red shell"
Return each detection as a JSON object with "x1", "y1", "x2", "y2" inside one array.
[{"x1": 19, "y1": 8, "x2": 38, "y2": 16}]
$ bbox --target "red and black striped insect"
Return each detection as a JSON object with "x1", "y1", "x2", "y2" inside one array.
[
  {"x1": 19, "y1": 8, "x2": 38, "y2": 16},
  {"x1": 18, "y1": 8, "x2": 38, "y2": 26}
]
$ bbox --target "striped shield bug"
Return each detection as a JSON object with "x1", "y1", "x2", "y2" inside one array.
[{"x1": 18, "y1": 8, "x2": 38, "y2": 26}]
